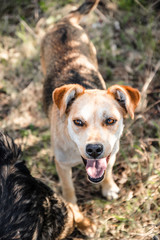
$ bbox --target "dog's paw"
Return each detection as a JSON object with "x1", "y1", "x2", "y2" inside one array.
[
  {"x1": 76, "y1": 217, "x2": 96, "y2": 238},
  {"x1": 102, "y1": 184, "x2": 120, "y2": 200},
  {"x1": 69, "y1": 203, "x2": 96, "y2": 238}
]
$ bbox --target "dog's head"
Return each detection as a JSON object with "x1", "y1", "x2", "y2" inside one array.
[{"x1": 53, "y1": 84, "x2": 140, "y2": 183}]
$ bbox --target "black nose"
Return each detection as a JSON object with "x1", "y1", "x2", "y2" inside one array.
[{"x1": 86, "y1": 144, "x2": 103, "y2": 159}]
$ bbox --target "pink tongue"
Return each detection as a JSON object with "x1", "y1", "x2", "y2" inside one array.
[{"x1": 86, "y1": 158, "x2": 107, "y2": 179}]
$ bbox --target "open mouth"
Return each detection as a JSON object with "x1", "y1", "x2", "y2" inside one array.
[{"x1": 82, "y1": 154, "x2": 111, "y2": 184}]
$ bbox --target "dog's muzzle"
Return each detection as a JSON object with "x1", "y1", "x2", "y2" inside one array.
[{"x1": 82, "y1": 154, "x2": 111, "y2": 184}]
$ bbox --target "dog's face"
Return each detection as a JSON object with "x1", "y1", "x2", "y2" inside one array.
[{"x1": 53, "y1": 84, "x2": 140, "y2": 183}]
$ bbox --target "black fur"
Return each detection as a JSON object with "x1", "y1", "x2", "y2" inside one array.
[
  {"x1": 60, "y1": 28, "x2": 68, "y2": 44},
  {"x1": 0, "y1": 133, "x2": 73, "y2": 240},
  {"x1": 0, "y1": 132, "x2": 21, "y2": 165},
  {"x1": 43, "y1": 67, "x2": 104, "y2": 115}
]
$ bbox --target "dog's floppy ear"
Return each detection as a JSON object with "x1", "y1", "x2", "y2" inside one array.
[
  {"x1": 52, "y1": 84, "x2": 84, "y2": 116},
  {"x1": 107, "y1": 85, "x2": 140, "y2": 119}
]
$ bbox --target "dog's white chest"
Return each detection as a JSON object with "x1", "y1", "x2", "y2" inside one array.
[{"x1": 54, "y1": 141, "x2": 82, "y2": 167}]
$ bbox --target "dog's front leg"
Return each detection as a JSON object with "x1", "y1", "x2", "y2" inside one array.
[
  {"x1": 101, "y1": 154, "x2": 120, "y2": 200},
  {"x1": 55, "y1": 160, "x2": 77, "y2": 204}
]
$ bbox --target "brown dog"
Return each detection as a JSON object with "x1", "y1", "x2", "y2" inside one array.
[{"x1": 41, "y1": 0, "x2": 140, "y2": 236}]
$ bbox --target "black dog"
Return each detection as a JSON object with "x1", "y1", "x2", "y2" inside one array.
[{"x1": 0, "y1": 133, "x2": 75, "y2": 240}]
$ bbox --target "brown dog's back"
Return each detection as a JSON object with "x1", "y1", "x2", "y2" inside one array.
[{"x1": 41, "y1": 0, "x2": 105, "y2": 115}]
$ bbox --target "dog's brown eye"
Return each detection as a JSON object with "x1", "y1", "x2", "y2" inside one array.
[
  {"x1": 73, "y1": 119, "x2": 84, "y2": 127},
  {"x1": 105, "y1": 118, "x2": 117, "y2": 125}
]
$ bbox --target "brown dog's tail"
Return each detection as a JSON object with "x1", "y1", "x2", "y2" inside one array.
[{"x1": 68, "y1": 0, "x2": 100, "y2": 24}]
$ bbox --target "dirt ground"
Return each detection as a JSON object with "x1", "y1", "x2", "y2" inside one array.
[{"x1": 0, "y1": 0, "x2": 160, "y2": 239}]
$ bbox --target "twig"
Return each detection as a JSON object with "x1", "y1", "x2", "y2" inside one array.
[
  {"x1": 134, "y1": 0, "x2": 148, "y2": 12},
  {"x1": 151, "y1": 0, "x2": 160, "y2": 8},
  {"x1": 20, "y1": 18, "x2": 37, "y2": 38},
  {"x1": 144, "y1": 99, "x2": 160, "y2": 113},
  {"x1": 147, "y1": 89, "x2": 160, "y2": 94},
  {"x1": 144, "y1": 138, "x2": 160, "y2": 142},
  {"x1": 137, "y1": 60, "x2": 160, "y2": 112},
  {"x1": 142, "y1": 61, "x2": 160, "y2": 94},
  {"x1": 34, "y1": 0, "x2": 39, "y2": 20},
  {"x1": 95, "y1": 8, "x2": 110, "y2": 24}
]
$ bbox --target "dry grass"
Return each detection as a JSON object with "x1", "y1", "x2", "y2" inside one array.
[{"x1": 0, "y1": 0, "x2": 160, "y2": 239}]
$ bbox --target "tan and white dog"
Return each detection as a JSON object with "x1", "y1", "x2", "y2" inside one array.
[{"x1": 41, "y1": 0, "x2": 140, "y2": 234}]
